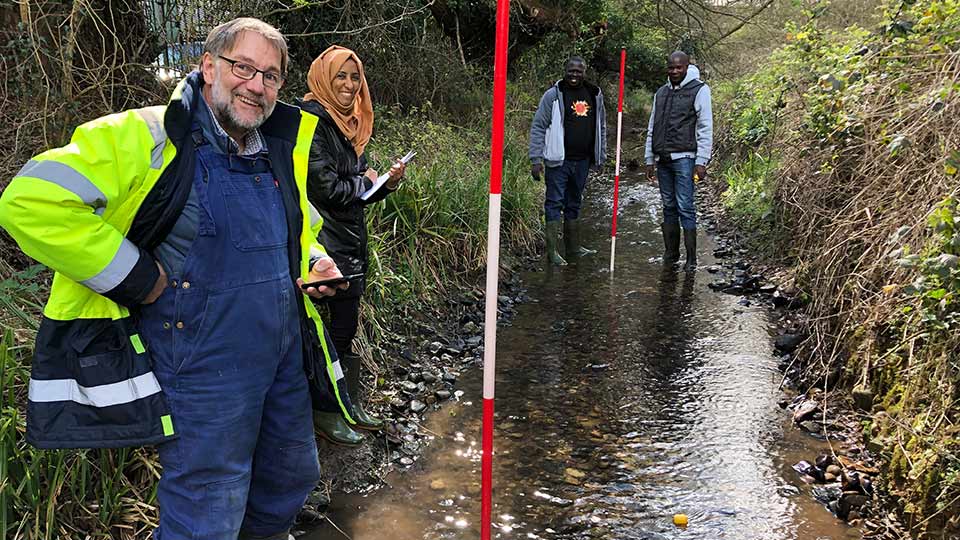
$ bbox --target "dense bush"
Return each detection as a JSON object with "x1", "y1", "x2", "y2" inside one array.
[{"x1": 713, "y1": 0, "x2": 960, "y2": 535}]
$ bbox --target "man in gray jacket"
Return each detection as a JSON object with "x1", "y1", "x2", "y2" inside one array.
[
  {"x1": 644, "y1": 51, "x2": 713, "y2": 271},
  {"x1": 529, "y1": 56, "x2": 607, "y2": 266}
]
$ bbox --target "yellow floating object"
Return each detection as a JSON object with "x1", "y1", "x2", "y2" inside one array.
[{"x1": 673, "y1": 514, "x2": 688, "y2": 527}]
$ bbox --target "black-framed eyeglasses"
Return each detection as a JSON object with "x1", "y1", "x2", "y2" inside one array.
[{"x1": 218, "y1": 55, "x2": 284, "y2": 89}]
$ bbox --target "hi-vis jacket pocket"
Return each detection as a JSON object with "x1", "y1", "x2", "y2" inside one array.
[{"x1": 26, "y1": 316, "x2": 178, "y2": 449}]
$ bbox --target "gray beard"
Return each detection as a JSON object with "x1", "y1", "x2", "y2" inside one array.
[{"x1": 210, "y1": 80, "x2": 274, "y2": 136}]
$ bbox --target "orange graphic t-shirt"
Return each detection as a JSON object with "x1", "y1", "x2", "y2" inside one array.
[{"x1": 571, "y1": 100, "x2": 591, "y2": 116}]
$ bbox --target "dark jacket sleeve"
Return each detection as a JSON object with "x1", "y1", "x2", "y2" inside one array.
[
  {"x1": 305, "y1": 129, "x2": 366, "y2": 210},
  {"x1": 101, "y1": 247, "x2": 162, "y2": 307}
]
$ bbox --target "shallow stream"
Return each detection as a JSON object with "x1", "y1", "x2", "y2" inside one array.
[{"x1": 305, "y1": 173, "x2": 854, "y2": 540}]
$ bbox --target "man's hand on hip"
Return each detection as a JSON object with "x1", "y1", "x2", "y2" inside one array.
[
  {"x1": 142, "y1": 261, "x2": 167, "y2": 304},
  {"x1": 531, "y1": 163, "x2": 543, "y2": 182}
]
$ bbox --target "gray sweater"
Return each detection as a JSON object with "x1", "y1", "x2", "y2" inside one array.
[{"x1": 529, "y1": 80, "x2": 607, "y2": 168}]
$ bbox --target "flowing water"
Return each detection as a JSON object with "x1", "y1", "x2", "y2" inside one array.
[{"x1": 304, "y1": 173, "x2": 855, "y2": 540}]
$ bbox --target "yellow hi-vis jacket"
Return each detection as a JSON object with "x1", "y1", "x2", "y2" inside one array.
[{"x1": 0, "y1": 72, "x2": 355, "y2": 448}]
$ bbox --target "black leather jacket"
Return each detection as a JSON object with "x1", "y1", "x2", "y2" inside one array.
[{"x1": 299, "y1": 99, "x2": 392, "y2": 298}]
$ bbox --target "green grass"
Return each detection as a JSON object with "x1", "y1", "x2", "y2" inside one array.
[
  {"x1": 720, "y1": 152, "x2": 778, "y2": 231},
  {"x1": 357, "y1": 109, "x2": 541, "y2": 323}
]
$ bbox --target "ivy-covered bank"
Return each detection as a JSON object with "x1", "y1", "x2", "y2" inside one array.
[{"x1": 710, "y1": 0, "x2": 960, "y2": 535}]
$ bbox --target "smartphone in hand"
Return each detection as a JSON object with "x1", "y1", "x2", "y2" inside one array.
[{"x1": 300, "y1": 273, "x2": 364, "y2": 289}]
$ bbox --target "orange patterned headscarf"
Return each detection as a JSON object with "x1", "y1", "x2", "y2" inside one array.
[{"x1": 303, "y1": 45, "x2": 373, "y2": 157}]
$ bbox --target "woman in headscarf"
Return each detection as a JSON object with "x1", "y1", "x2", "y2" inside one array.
[{"x1": 299, "y1": 46, "x2": 406, "y2": 446}]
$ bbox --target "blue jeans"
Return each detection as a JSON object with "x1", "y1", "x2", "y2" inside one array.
[
  {"x1": 657, "y1": 157, "x2": 696, "y2": 229},
  {"x1": 544, "y1": 159, "x2": 590, "y2": 222}
]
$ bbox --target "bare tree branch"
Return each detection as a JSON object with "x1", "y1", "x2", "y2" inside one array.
[
  {"x1": 286, "y1": 0, "x2": 434, "y2": 37},
  {"x1": 706, "y1": 0, "x2": 776, "y2": 49}
]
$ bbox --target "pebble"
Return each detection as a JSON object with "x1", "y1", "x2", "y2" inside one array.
[
  {"x1": 777, "y1": 485, "x2": 801, "y2": 497},
  {"x1": 410, "y1": 400, "x2": 427, "y2": 413},
  {"x1": 793, "y1": 401, "x2": 819, "y2": 423},
  {"x1": 429, "y1": 479, "x2": 446, "y2": 491},
  {"x1": 775, "y1": 333, "x2": 805, "y2": 353}
]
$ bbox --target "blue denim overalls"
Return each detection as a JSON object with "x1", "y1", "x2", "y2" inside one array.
[{"x1": 140, "y1": 134, "x2": 320, "y2": 539}]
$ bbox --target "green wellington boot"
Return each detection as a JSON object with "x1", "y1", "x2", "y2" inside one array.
[
  {"x1": 313, "y1": 411, "x2": 362, "y2": 446},
  {"x1": 661, "y1": 222, "x2": 681, "y2": 267},
  {"x1": 545, "y1": 220, "x2": 568, "y2": 266},
  {"x1": 563, "y1": 218, "x2": 597, "y2": 258},
  {"x1": 343, "y1": 353, "x2": 383, "y2": 431},
  {"x1": 682, "y1": 228, "x2": 697, "y2": 272}
]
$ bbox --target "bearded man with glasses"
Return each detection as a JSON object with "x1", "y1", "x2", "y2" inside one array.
[{"x1": 0, "y1": 17, "x2": 356, "y2": 540}]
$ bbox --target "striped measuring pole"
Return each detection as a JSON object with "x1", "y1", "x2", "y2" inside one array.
[
  {"x1": 481, "y1": 0, "x2": 510, "y2": 538},
  {"x1": 610, "y1": 48, "x2": 627, "y2": 273}
]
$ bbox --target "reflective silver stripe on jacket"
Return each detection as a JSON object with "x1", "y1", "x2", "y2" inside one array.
[
  {"x1": 28, "y1": 371, "x2": 162, "y2": 408},
  {"x1": 332, "y1": 359, "x2": 344, "y2": 381},
  {"x1": 80, "y1": 239, "x2": 140, "y2": 293},
  {"x1": 134, "y1": 107, "x2": 168, "y2": 169},
  {"x1": 15, "y1": 160, "x2": 107, "y2": 211},
  {"x1": 308, "y1": 201, "x2": 322, "y2": 229}
]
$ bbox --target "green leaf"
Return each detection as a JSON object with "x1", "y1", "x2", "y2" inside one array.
[
  {"x1": 946, "y1": 151, "x2": 960, "y2": 176},
  {"x1": 926, "y1": 288, "x2": 948, "y2": 300}
]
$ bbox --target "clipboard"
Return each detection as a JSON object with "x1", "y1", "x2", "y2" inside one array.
[{"x1": 360, "y1": 150, "x2": 416, "y2": 201}]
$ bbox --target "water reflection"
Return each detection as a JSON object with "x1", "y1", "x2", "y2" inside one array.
[{"x1": 304, "y1": 175, "x2": 851, "y2": 540}]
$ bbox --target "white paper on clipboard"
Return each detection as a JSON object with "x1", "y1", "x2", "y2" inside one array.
[{"x1": 360, "y1": 150, "x2": 416, "y2": 201}]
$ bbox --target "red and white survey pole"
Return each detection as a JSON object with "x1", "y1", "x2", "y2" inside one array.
[
  {"x1": 481, "y1": 0, "x2": 510, "y2": 538},
  {"x1": 609, "y1": 48, "x2": 626, "y2": 273}
]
